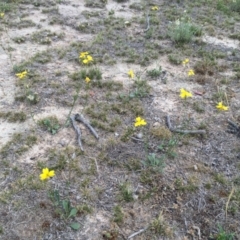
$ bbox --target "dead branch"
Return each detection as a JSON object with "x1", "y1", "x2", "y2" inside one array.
[
  {"x1": 70, "y1": 115, "x2": 84, "y2": 151},
  {"x1": 225, "y1": 183, "x2": 235, "y2": 220},
  {"x1": 75, "y1": 113, "x2": 99, "y2": 139},
  {"x1": 192, "y1": 225, "x2": 201, "y2": 239},
  {"x1": 128, "y1": 227, "x2": 148, "y2": 239},
  {"x1": 166, "y1": 115, "x2": 206, "y2": 135}
]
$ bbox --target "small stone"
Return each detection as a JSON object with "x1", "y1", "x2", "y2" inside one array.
[
  {"x1": 136, "y1": 132, "x2": 143, "y2": 139},
  {"x1": 59, "y1": 139, "x2": 66, "y2": 147},
  {"x1": 193, "y1": 165, "x2": 198, "y2": 171},
  {"x1": 153, "y1": 122, "x2": 160, "y2": 127},
  {"x1": 115, "y1": 132, "x2": 119, "y2": 137}
]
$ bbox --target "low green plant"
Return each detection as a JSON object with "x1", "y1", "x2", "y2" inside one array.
[
  {"x1": 158, "y1": 138, "x2": 178, "y2": 159},
  {"x1": 113, "y1": 205, "x2": 124, "y2": 224},
  {"x1": 147, "y1": 66, "x2": 162, "y2": 78},
  {"x1": 129, "y1": 79, "x2": 151, "y2": 98},
  {"x1": 48, "y1": 190, "x2": 80, "y2": 230},
  {"x1": 119, "y1": 183, "x2": 134, "y2": 202},
  {"x1": 38, "y1": 116, "x2": 60, "y2": 134},
  {"x1": 230, "y1": 0, "x2": 240, "y2": 12},
  {"x1": 168, "y1": 19, "x2": 202, "y2": 45},
  {"x1": 216, "y1": 225, "x2": 235, "y2": 240},
  {"x1": 144, "y1": 153, "x2": 165, "y2": 172}
]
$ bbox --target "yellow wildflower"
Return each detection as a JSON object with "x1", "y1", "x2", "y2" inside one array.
[
  {"x1": 83, "y1": 59, "x2": 89, "y2": 64},
  {"x1": 0, "y1": 13, "x2": 4, "y2": 18},
  {"x1": 180, "y1": 88, "x2": 192, "y2": 99},
  {"x1": 182, "y1": 58, "x2": 189, "y2": 66},
  {"x1": 86, "y1": 55, "x2": 93, "y2": 62},
  {"x1": 151, "y1": 6, "x2": 159, "y2": 11},
  {"x1": 85, "y1": 77, "x2": 91, "y2": 83},
  {"x1": 79, "y1": 52, "x2": 89, "y2": 59},
  {"x1": 79, "y1": 52, "x2": 93, "y2": 65},
  {"x1": 128, "y1": 69, "x2": 134, "y2": 79},
  {"x1": 188, "y1": 69, "x2": 195, "y2": 76},
  {"x1": 16, "y1": 70, "x2": 28, "y2": 79},
  {"x1": 134, "y1": 117, "x2": 147, "y2": 127},
  {"x1": 216, "y1": 102, "x2": 228, "y2": 111},
  {"x1": 39, "y1": 168, "x2": 55, "y2": 181}
]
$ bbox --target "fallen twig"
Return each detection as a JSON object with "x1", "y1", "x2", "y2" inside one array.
[
  {"x1": 225, "y1": 183, "x2": 235, "y2": 220},
  {"x1": 75, "y1": 114, "x2": 99, "y2": 139},
  {"x1": 192, "y1": 225, "x2": 201, "y2": 239},
  {"x1": 144, "y1": 14, "x2": 150, "y2": 32},
  {"x1": 166, "y1": 115, "x2": 206, "y2": 135},
  {"x1": 70, "y1": 115, "x2": 84, "y2": 151},
  {"x1": 128, "y1": 227, "x2": 148, "y2": 239}
]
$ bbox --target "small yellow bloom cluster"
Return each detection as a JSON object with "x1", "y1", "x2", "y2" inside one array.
[
  {"x1": 216, "y1": 101, "x2": 228, "y2": 111},
  {"x1": 182, "y1": 58, "x2": 189, "y2": 66},
  {"x1": 151, "y1": 6, "x2": 159, "y2": 11},
  {"x1": 188, "y1": 69, "x2": 195, "y2": 76},
  {"x1": 179, "y1": 88, "x2": 192, "y2": 99},
  {"x1": 0, "y1": 13, "x2": 4, "y2": 18},
  {"x1": 16, "y1": 70, "x2": 28, "y2": 79},
  {"x1": 134, "y1": 117, "x2": 147, "y2": 127},
  {"x1": 79, "y1": 52, "x2": 93, "y2": 65},
  {"x1": 128, "y1": 69, "x2": 134, "y2": 79},
  {"x1": 85, "y1": 76, "x2": 91, "y2": 83},
  {"x1": 39, "y1": 168, "x2": 55, "y2": 181}
]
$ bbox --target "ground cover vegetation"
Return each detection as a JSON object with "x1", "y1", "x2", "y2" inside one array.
[{"x1": 0, "y1": 0, "x2": 240, "y2": 239}]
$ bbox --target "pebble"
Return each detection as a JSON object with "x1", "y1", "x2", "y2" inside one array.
[
  {"x1": 136, "y1": 132, "x2": 143, "y2": 139},
  {"x1": 153, "y1": 122, "x2": 160, "y2": 127},
  {"x1": 193, "y1": 165, "x2": 198, "y2": 171},
  {"x1": 59, "y1": 139, "x2": 66, "y2": 147}
]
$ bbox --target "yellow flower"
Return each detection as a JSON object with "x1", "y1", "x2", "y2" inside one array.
[
  {"x1": 0, "y1": 13, "x2": 4, "y2": 18},
  {"x1": 216, "y1": 102, "x2": 228, "y2": 111},
  {"x1": 79, "y1": 52, "x2": 93, "y2": 65},
  {"x1": 151, "y1": 6, "x2": 159, "y2": 11},
  {"x1": 16, "y1": 70, "x2": 28, "y2": 79},
  {"x1": 85, "y1": 77, "x2": 91, "y2": 83},
  {"x1": 39, "y1": 168, "x2": 55, "y2": 181},
  {"x1": 188, "y1": 69, "x2": 195, "y2": 76},
  {"x1": 79, "y1": 52, "x2": 89, "y2": 59},
  {"x1": 134, "y1": 117, "x2": 147, "y2": 127},
  {"x1": 180, "y1": 88, "x2": 192, "y2": 99},
  {"x1": 128, "y1": 69, "x2": 134, "y2": 79},
  {"x1": 83, "y1": 59, "x2": 89, "y2": 64},
  {"x1": 182, "y1": 58, "x2": 189, "y2": 66},
  {"x1": 86, "y1": 55, "x2": 93, "y2": 62}
]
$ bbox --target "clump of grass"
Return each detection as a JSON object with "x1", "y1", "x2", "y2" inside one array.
[
  {"x1": 70, "y1": 67, "x2": 102, "y2": 81},
  {"x1": 150, "y1": 126, "x2": 172, "y2": 140},
  {"x1": 215, "y1": 225, "x2": 235, "y2": 240},
  {"x1": 168, "y1": 18, "x2": 202, "y2": 45},
  {"x1": 143, "y1": 153, "x2": 165, "y2": 173},
  {"x1": 130, "y1": 79, "x2": 151, "y2": 98},
  {"x1": 113, "y1": 205, "x2": 124, "y2": 224},
  {"x1": 168, "y1": 54, "x2": 182, "y2": 65},
  {"x1": 0, "y1": 133, "x2": 37, "y2": 159},
  {"x1": 194, "y1": 59, "x2": 216, "y2": 76},
  {"x1": 119, "y1": 182, "x2": 134, "y2": 202},
  {"x1": 230, "y1": 0, "x2": 240, "y2": 13},
  {"x1": 147, "y1": 66, "x2": 162, "y2": 78},
  {"x1": 38, "y1": 116, "x2": 60, "y2": 135},
  {"x1": 0, "y1": 111, "x2": 27, "y2": 122},
  {"x1": 150, "y1": 212, "x2": 173, "y2": 237}
]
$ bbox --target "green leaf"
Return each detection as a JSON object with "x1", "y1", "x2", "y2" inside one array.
[
  {"x1": 70, "y1": 222, "x2": 81, "y2": 230},
  {"x1": 62, "y1": 200, "x2": 70, "y2": 214},
  {"x1": 68, "y1": 208, "x2": 77, "y2": 218}
]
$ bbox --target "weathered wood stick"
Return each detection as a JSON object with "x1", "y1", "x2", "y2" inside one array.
[
  {"x1": 166, "y1": 115, "x2": 206, "y2": 135},
  {"x1": 75, "y1": 114, "x2": 99, "y2": 139},
  {"x1": 128, "y1": 227, "x2": 148, "y2": 239},
  {"x1": 70, "y1": 115, "x2": 84, "y2": 151}
]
